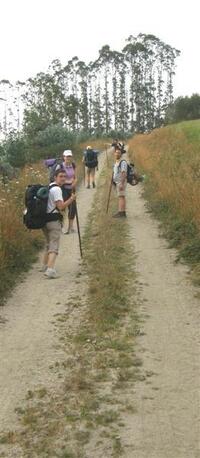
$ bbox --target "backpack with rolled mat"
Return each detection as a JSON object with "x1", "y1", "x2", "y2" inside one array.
[{"x1": 23, "y1": 183, "x2": 62, "y2": 230}]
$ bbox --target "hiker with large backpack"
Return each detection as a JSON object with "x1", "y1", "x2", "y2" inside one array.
[
  {"x1": 45, "y1": 150, "x2": 77, "y2": 234},
  {"x1": 42, "y1": 168, "x2": 76, "y2": 278},
  {"x1": 24, "y1": 168, "x2": 76, "y2": 279},
  {"x1": 107, "y1": 149, "x2": 144, "y2": 217},
  {"x1": 83, "y1": 146, "x2": 98, "y2": 189}
]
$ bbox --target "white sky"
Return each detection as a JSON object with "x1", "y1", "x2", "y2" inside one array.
[{"x1": 0, "y1": 0, "x2": 199, "y2": 97}]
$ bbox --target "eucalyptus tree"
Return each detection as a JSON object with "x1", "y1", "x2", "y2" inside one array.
[
  {"x1": 95, "y1": 45, "x2": 113, "y2": 133},
  {"x1": 76, "y1": 60, "x2": 89, "y2": 132},
  {"x1": 17, "y1": 32, "x2": 180, "y2": 139}
]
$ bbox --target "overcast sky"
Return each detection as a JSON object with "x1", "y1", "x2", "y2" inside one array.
[{"x1": 0, "y1": 0, "x2": 199, "y2": 97}]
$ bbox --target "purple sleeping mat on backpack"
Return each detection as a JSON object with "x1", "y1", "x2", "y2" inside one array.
[{"x1": 44, "y1": 158, "x2": 56, "y2": 168}]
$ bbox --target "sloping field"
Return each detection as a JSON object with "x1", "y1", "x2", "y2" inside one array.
[{"x1": 129, "y1": 120, "x2": 200, "y2": 283}]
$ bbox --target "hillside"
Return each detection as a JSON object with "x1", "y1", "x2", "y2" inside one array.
[{"x1": 129, "y1": 120, "x2": 200, "y2": 284}]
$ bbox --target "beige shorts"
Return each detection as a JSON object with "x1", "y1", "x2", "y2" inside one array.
[
  {"x1": 86, "y1": 167, "x2": 95, "y2": 175},
  {"x1": 42, "y1": 220, "x2": 62, "y2": 254},
  {"x1": 116, "y1": 182, "x2": 127, "y2": 197}
]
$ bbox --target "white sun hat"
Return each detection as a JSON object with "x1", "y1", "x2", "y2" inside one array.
[{"x1": 63, "y1": 150, "x2": 73, "y2": 157}]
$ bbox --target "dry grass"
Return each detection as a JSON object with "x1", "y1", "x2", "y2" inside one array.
[
  {"x1": 128, "y1": 120, "x2": 200, "y2": 282},
  {"x1": 0, "y1": 162, "x2": 48, "y2": 304}
]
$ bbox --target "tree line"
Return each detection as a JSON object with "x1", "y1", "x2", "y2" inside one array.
[
  {"x1": 0, "y1": 33, "x2": 181, "y2": 168},
  {"x1": 1, "y1": 33, "x2": 180, "y2": 139},
  {"x1": 23, "y1": 33, "x2": 180, "y2": 136},
  {"x1": 165, "y1": 94, "x2": 200, "y2": 124}
]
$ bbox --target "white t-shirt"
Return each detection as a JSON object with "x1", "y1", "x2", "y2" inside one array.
[
  {"x1": 47, "y1": 183, "x2": 63, "y2": 214},
  {"x1": 113, "y1": 159, "x2": 127, "y2": 184}
]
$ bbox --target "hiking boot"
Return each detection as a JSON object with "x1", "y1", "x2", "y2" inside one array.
[
  {"x1": 44, "y1": 268, "x2": 59, "y2": 279},
  {"x1": 92, "y1": 182, "x2": 96, "y2": 188},
  {"x1": 112, "y1": 211, "x2": 127, "y2": 218}
]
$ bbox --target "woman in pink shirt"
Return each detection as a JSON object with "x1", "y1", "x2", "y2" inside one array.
[{"x1": 62, "y1": 150, "x2": 77, "y2": 234}]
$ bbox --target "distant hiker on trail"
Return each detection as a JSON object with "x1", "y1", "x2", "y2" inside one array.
[
  {"x1": 61, "y1": 150, "x2": 77, "y2": 235},
  {"x1": 111, "y1": 139, "x2": 126, "y2": 154},
  {"x1": 83, "y1": 146, "x2": 98, "y2": 189},
  {"x1": 41, "y1": 169, "x2": 76, "y2": 279},
  {"x1": 112, "y1": 139, "x2": 119, "y2": 150},
  {"x1": 112, "y1": 147, "x2": 127, "y2": 218}
]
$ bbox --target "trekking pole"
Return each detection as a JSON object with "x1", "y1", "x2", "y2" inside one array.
[
  {"x1": 83, "y1": 163, "x2": 86, "y2": 186},
  {"x1": 75, "y1": 200, "x2": 83, "y2": 258},
  {"x1": 106, "y1": 171, "x2": 113, "y2": 214},
  {"x1": 106, "y1": 145, "x2": 109, "y2": 167}
]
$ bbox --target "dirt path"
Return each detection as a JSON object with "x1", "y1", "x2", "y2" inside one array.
[
  {"x1": 123, "y1": 184, "x2": 200, "y2": 458},
  {"x1": 0, "y1": 155, "x2": 104, "y2": 434},
  {"x1": 0, "y1": 152, "x2": 200, "y2": 458}
]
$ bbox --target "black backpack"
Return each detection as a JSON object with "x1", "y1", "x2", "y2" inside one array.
[
  {"x1": 85, "y1": 149, "x2": 98, "y2": 168},
  {"x1": 23, "y1": 183, "x2": 61, "y2": 230},
  {"x1": 119, "y1": 160, "x2": 143, "y2": 186}
]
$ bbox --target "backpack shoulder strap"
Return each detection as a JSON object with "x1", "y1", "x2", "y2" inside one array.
[
  {"x1": 49, "y1": 183, "x2": 59, "y2": 190},
  {"x1": 118, "y1": 159, "x2": 127, "y2": 169}
]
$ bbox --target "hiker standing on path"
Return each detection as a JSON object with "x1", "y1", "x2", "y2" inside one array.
[
  {"x1": 111, "y1": 139, "x2": 126, "y2": 154},
  {"x1": 83, "y1": 146, "x2": 98, "y2": 189},
  {"x1": 41, "y1": 169, "x2": 76, "y2": 279},
  {"x1": 61, "y1": 150, "x2": 77, "y2": 235},
  {"x1": 112, "y1": 148, "x2": 127, "y2": 218}
]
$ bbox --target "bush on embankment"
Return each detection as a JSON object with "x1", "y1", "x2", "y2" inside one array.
[{"x1": 128, "y1": 120, "x2": 200, "y2": 284}]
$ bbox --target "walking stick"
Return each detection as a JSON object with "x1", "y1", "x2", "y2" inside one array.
[
  {"x1": 106, "y1": 171, "x2": 113, "y2": 214},
  {"x1": 106, "y1": 145, "x2": 109, "y2": 167},
  {"x1": 83, "y1": 162, "x2": 86, "y2": 186},
  {"x1": 75, "y1": 201, "x2": 83, "y2": 258}
]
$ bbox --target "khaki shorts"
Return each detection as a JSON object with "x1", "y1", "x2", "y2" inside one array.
[
  {"x1": 42, "y1": 220, "x2": 62, "y2": 254},
  {"x1": 86, "y1": 167, "x2": 95, "y2": 175},
  {"x1": 116, "y1": 182, "x2": 127, "y2": 197}
]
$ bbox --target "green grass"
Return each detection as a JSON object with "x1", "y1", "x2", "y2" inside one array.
[{"x1": 175, "y1": 119, "x2": 200, "y2": 143}]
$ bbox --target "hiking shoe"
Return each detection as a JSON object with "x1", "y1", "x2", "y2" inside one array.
[
  {"x1": 92, "y1": 182, "x2": 96, "y2": 188},
  {"x1": 64, "y1": 228, "x2": 76, "y2": 235},
  {"x1": 39, "y1": 265, "x2": 47, "y2": 272},
  {"x1": 44, "y1": 268, "x2": 58, "y2": 279},
  {"x1": 112, "y1": 211, "x2": 127, "y2": 218},
  {"x1": 87, "y1": 184, "x2": 90, "y2": 189}
]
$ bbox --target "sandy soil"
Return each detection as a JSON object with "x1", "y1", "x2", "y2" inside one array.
[
  {"x1": 0, "y1": 160, "x2": 102, "y2": 434},
  {"x1": 0, "y1": 151, "x2": 199, "y2": 458},
  {"x1": 122, "y1": 184, "x2": 200, "y2": 458}
]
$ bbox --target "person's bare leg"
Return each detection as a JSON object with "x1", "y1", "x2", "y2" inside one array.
[
  {"x1": 119, "y1": 196, "x2": 126, "y2": 212},
  {"x1": 68, "y1": 218, "x2": 74, "y2": 231},
  {"x1": 43, "y1": 251, "x2": 48, "y2": 266},
  {"x1": 87, "y1": 169, "x2": 90, "y2": 188},
  {"x1": 47, "y1": 252, "x2": 57, "y2": 269},
  {"x1": 91, "y1": 168, "x2": 96, "y2": 187}
]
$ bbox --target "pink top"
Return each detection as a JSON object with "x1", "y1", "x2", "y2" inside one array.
[{"x1": 62, "y1": 162, "x2": 75, "y2": 189}]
